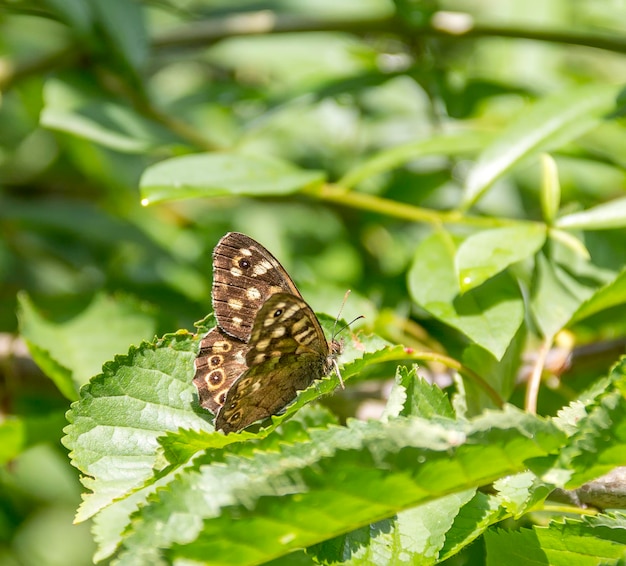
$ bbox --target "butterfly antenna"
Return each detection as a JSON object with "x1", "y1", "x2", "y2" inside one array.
[
  {"x1": 334, "y1": 315, "x2": 366, "y2": 338},
  {"x1": 330, "y1": 291, "x2": 365, "y2": 391},
  {"x1": 332, "y1": 289, "x2": 351, "y2": 340}
]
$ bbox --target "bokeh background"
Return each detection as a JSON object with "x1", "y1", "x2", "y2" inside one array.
[{"x1": 2, "y1": 1, "x2": 626, "y2": 564}]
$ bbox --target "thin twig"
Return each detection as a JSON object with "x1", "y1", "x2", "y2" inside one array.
[{"x1": 525, "y1": 337, "x2": 552, "y2": 414}]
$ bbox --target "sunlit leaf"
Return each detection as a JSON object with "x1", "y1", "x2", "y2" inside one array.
[
  {"x1": 455, "y1": 224, "x2": 546, "y2": 292},
  {"x1": 556, "y1": 196, "x2": 626, "y2": 230},
  {"x1": 463, "y1": 84, "x2": 620, "y2": 208},
  {"x1": 408, "y1": 231, "x2": 524, "y2": 360},
  {"x1": 140, "y1": 153, "x2": 325, "y2": 204},
  {"x1": 18, "y1": 292, "x2": 158, "y2": 398}
]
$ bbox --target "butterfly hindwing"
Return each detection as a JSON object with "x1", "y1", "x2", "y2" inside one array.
[
  {"x1": 215, "y1": 293, "x2": 334, "y2": 433},
  {"x1": 192, "y1": 327, "x2": 247, "y2": 413}
]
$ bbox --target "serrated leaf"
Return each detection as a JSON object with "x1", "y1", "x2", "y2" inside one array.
[
  {"x1": 113, "y1": 407, "x2": 564, "y2": 565},
  {"x1": 556, "y1": 196, "x2": 626, "y2": 230},
  {"x1": 64, "y1": 314, "x2": 389, "y2": 536},
  {"x1": 493, "y1": 472, "x2": 552, "y2": 518},
  {"x1": 62, "y1": 329, "x2": 214, "y2": 522},
  {"x1": 455, "y1": 224, "x2": 546, "y2": 292},
  {"x1": 386, "y1": 366, "x2": 455, "y2": 420},
  {"x1": 310, "y1": 490, "x2": 476, "y2": 565},
  {"x1": 139, "y1": 153, "x2": 325, "y2": 205},
  {"x1": 18, "y1": 292, "x2": 158, "y2": 398},
  {"x1": 438, "y1": 491, "x2": 508, "y2": 562},
  {"x1": 541, "y1": 359, "x2": 626, "y2": 489},
  {"x1": 566, "y1": 392, "x2": 626, "y2": 489},
  {"x1": 408, "y1": 231, "x2": 524, "y2": 360},
  {"x1": 463, "y1": 84, "x2": 620, "y2": 208},
  {"x1": 485, "y1": 515, "x2": 626, "y2": 565}
]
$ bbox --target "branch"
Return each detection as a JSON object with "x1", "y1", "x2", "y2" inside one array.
[{"x1": 152, "y1": 10, "x2": 626, "y2": 55}]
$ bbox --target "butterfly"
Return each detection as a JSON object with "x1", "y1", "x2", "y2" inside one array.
[{"x1": 193, "y1": 232, "x2": 342, "y2": 434}]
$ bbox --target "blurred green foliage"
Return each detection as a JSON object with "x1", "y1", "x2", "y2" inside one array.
[{"x1": 2, "y1": 0, "x2": 626, "y2": 564}]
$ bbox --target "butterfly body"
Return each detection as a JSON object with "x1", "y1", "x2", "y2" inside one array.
[{"x1": 193, "y1": 233, "x2": 341, "y2": 433}]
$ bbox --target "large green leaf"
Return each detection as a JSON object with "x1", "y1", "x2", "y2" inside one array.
[
  {"x1": 18, "y1": 292, "x2": 158, "y2": 399},
  {"x1": 139, "y1": 153, "x2": 325, "y2": 204},
  {"x1": 115, "y1": 408, "x2": 562, "y2": 565},
  {"x1": 408, "y1": 231, "x2": 524, "y2": 360},
  {"x1": 63, "y1": 314, "x2": 391, "y2": 550}
]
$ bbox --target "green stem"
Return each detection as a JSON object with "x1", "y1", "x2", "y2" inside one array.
[{"x1": 309, "y1": 184, "x2": 518, "y2": 228}]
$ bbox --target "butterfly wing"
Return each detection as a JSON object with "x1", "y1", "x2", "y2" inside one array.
[
  {"x1": 193, "y1": 327, "x2": 247, "y2": 413},
  {"x1": 215, "y1": 293, "x2": 331, "y2": 433},
  {"x1": 212, "y1": 232, "x2": 302, "y2": 341}
]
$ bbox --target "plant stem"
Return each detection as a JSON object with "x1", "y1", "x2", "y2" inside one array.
[
  {"x1": 525, "y1": 337, "x2": 552, "y2": 414},
  {"x1": 310, "y1": 184, "x2": 517, "y2": 228},
  {"x1": 153, "y1": 12, "x2": 626, "y2": 56}
]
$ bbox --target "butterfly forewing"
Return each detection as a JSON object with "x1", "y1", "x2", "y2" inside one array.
[
  {"x1": 192, "y1": 327, "x2": 247, "y2": 413},
  {"x1": 215, "y1": 293, "x2": 338, "y2": 434},
  {"x1": 212, "y1": 232, "x2": 302, "y2": 341}
]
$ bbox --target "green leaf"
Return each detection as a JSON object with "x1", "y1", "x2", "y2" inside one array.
[
  {"x1": 540, "y1": 154, "x2": 561, "y2": 225},
  {"x1": 461, "y1": 323, "x2": 526, "y2": 414},
  {"x1": 438, "y1": 491, "x2": 508, "y2": 562},
  {"x1": 44, "y1": 0, "x2": 93, "y2": 33},
  {"x1": 530, "y1": 252, "x2": 597, "y2": 339},
  {"x1": 455, "y1": 224, "x2": 546, "y2": 292},
  {"x1": 310, "y1": 490, "x2": 476, "y2": 565},
  {"x1": 571, "y1": 268, "x2": 626, "y2": 323},
  {"x1": 139, "y1": 153, "x2": 326, "y2": 205},
  {"x1": 493, "y1": 471, "x2": 551, "y2": 518},
  {"x1": 463, "y1": 84, "x2": 620, "y2": 208},
  {"x1": 485, "y1": 514, "x2": 626, "y2": 565},
  {"x1": 548, "y1": 228, "x2": 591, "y2": 260},
  {"x1": 566, "y1": 391, "x2": 626, "y2": 489},
  {"x1": 386, "y1": 366, "x2": 455, "y2": 420},
  {"x1": 18, "y1": 292, "x2": 157, "y2": 398},
  {"x1": 41, "y1": 77, "x2": 181, "y2": 153},
  {"x1": 90, "y1": 0, "x2": 148, "y2": 72},
  {"x1": 0, "y1": 418, "x2": 25, "y2": 465},
  {"x1": 63, "y1": 314, "x2": 388, "y2": 528},
  {"x1": 62, "y1": 328, "x2": 214, "y2": 523},
  {"x1": 408, "y1": 231, "x2": 524, "y2": 359},
  {"x1": 338, "y1": 130, "x2": 491, "y2": 190},
  {"x1": 556, "y1": 196, "x2": 626, "y2": 230},
  {"x1": 535, "y1": 359, "x2": 626, "y2": 490},
  {"x1": 114, "y1": 408, "x2": 563, "y2": 565}
]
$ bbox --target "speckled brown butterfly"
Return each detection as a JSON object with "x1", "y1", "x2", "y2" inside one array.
[{"x1": 193, "y1": 232, "x2": 342, "y2": 434}]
